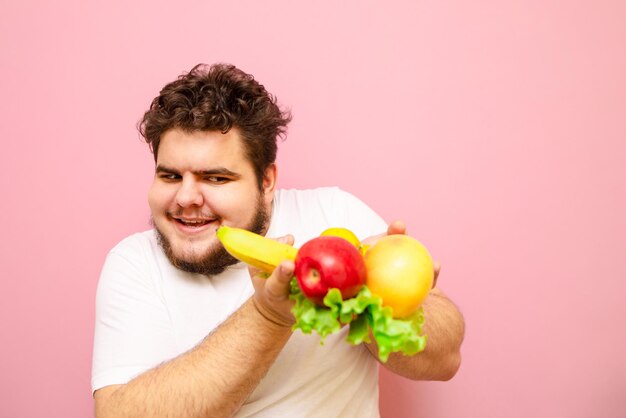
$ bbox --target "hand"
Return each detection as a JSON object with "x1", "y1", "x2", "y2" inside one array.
[
  {"x1": 362, "y1": 220, "x2": 441, "y2": 289},
  {"x1": 249, "y1": 234, "x2": 296, "y2": 328}
]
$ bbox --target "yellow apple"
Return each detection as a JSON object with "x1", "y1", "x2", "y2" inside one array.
[
  {"x1": 364, "y1": 234, "x2": 434, "y2": 318},
  {"x1": 320, "y1": 227, "x2": 361, "y2": 248}
]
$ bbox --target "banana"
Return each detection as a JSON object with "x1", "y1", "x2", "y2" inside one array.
[{"x1": 216, "y1": 226, "x2": 298, "y2": 273}]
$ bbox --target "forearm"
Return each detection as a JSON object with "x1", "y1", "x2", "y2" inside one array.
[
  {"x1": 367, "y1": 288, "x2": 465, "y2": 381},
  {"x1": 96, "y1": 298, "x2": 292, "y2": 418}
]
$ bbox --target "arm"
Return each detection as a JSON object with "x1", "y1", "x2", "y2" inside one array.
[
  {"x1": 365, "y1": 285, "x2": 465, "y2": 381},
  {"x1": 95, "y1": 247, "x2": 297, "y2": 417},
  {"x1": 362, "y1": 221, "x2": 465, "y2": 381}
]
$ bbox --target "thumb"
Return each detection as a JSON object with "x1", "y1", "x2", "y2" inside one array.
[
  {"x1": 265, "y1": 260, "x2": 295, "y2": 300},
  {"x1": 387, "y1": 220, "x2": 407, "y2": 235}
]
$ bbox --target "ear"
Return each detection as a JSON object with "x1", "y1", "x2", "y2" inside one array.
[{"x1": 262, "y1": 163, "x2": 277, "y2": 203}]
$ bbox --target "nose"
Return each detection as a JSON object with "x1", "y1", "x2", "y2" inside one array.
[{"x1": 175, "y1": 175, "x2": 204, "y2": 208}]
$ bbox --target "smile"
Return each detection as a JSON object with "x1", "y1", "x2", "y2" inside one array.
[
  {"x1": 176, "y1": 218, "x2": 212, "y2": 226},
  {"x1": 169, "y1": 215, "x2": 219, "y2": 234}
]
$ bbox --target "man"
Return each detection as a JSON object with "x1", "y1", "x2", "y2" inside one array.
[{"x1": 92, "y1": 63, "x2": 465, "y2": 417}]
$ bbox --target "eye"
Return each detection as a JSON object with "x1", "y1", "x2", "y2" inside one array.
[
  {"x1": 205, "y1": 176, "x2": 229, "y2": 184},
  {"x1": 159, "y1": 173, "x2": 180, "y2": 181}
]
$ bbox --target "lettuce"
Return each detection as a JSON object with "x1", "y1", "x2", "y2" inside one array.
[{"x1": 289, "y1": 279, "x2": 427, "y2": 362}]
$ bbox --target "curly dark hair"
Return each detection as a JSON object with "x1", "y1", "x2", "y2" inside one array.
[{"x1": 138, "y1": 63, "x2": 292, "y2": 189}]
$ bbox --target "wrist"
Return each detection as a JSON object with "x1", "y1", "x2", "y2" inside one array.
[{"x1": 249, "y1": 298, "x2": 295, "y2": 331}]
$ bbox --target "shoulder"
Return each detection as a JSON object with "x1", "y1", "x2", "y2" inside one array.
[
  {"x1": 97, "y1": 230, "x2": 162, "y2": 293},
  {"x1": 269, "y1": 187, "x2": 386, "y2": 245},
  {"x1": 272, "y1": 186, "x2": 350, "y2": 220},
  {"x1": 274, "y1": 186, "x2": 340, "y2": 200},
  {"x1": 103, "y1": 230, "x2": 163, "y2": 270},
  {"x1": 274, "y1": 186, "x2": 363, "y2": 209},
  {"x1": 108, "y1": 230, "x2": 156, "y2": 256}
]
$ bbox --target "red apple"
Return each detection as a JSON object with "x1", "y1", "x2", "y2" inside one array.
[{"x1": 294, "y1": 236, "x2": 367, "y2": 306}]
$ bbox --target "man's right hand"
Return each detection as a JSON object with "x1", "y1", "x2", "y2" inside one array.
[{"x1": 249, "y1": 234, "x2": 296, "y2": 328}]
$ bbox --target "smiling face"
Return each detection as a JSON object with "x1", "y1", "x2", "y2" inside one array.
[{"x1": 148, "y1": 128, "x2": 276, "y2": 276}]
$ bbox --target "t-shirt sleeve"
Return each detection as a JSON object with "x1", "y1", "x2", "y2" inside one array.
[
  {"x1": 329, "y1": 188, "x2": 389, "y2": 241},
  {"x1": 91, "y1": 237, "x2": 177, "y2": 394}
]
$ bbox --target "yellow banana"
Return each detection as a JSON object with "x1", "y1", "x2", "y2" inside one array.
[{"x1": 216, "y1": 226, "x2": 298, "y2": 274}]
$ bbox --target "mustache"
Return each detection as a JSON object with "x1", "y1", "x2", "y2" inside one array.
[{"x1": 166, "y1": 210, "x2": 220, "y2": 219}]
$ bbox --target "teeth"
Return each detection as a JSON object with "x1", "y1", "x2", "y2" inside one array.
[{"x1": 179, "y1": 219, "x2": 210, "y2": 225}]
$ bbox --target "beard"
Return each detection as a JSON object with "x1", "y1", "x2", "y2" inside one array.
[{"x1": 152, "y1": 194, "x2": 270, "y2": 277}]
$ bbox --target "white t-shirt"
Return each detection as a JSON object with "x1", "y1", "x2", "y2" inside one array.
[{"x1": 92, "y1": 187, "x2": 388, "y2": 417}]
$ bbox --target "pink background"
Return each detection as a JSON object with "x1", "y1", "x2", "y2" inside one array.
[{"x1": 1, "y1": 1, "x2": 625, "y2": 417}]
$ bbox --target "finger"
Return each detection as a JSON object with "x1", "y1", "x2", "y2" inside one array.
[
  {"x1": 264, "y1": 260, "x2": 295, "y2": 301},
  {"x1": 249, "y1": 265, "x2": 269, "y2": 282},
  {"x1": 387, "y1": 220, "x2": 407, "y2": 235},
  {"x1": 360, "y1": 221, "x2": 406, "y2": 250},
  {"x1": 432, "y1": 260, "x2": 441, "y2": 288},
  {"x1": 361, "y1": 231, "x2": 385, "y2": 247},
  {"x1": 272, "y1": 234, "x2": 295, "y2": 246}
]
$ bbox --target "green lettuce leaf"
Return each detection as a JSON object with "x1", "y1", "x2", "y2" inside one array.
[{"x1": 289, "y1": 279, "x2": 427, "y2": 362}]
